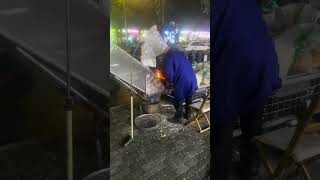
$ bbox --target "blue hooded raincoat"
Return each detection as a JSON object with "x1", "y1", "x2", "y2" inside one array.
[
  {"x1": 212, "y1": 0, "x2": 282, "y2": 122},
  {"x1": 164, "y1": 49, "x2": 198, "y2": 102}
]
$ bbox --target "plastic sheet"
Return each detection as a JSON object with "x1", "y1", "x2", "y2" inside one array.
[
  {"x1": 263, "y1": 2, "x2": 320, "y2": 78},
  {"x1": 263, "y1": 3, "x2": 319, "y2": 34},
  {"x1": 193, "y1": 62, "x2": 210, "y2": 87},
  {"x1": 281, "y1": 3, "x2": 305, "y2": 28},
  {"x1": 140, "y1": 25, "x2": 168, "y2": 67},
  {"x1": 141, "y1": 42, "x2": 157, "y2": 67}
]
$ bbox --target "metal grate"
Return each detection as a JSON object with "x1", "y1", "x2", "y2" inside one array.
[
  {"x1": 253, "y1": 74, "x2": 320, "y2": 131},
  {"x1": 189, "y1": 74, "x2": 320, "y2": 132},
  {"x1": 192, "y1": 86, "x2": 209, "y2": 102},
  {"x1": 232, "y1": 73, "x2": 320, "y2": 131},
  {"x1": 263, "y1": 75, "x2": 320, "y2": 122}
]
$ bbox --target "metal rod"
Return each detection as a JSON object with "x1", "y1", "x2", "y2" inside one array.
[
  {"x1": 66, "y1": 0, "x2": 71, "y2": 97},
  {"x1": 66, "y1": 110, "x2": 73, "y2": 180},
  {"x1": 1, "y1": 30, "x2": 108, "y2": 97},
  {"x1": 161, "y1": 0, "x2": 165, "y2": 25},
  {"x1": 65, "y1": 0, "x2": 73, "y2": 179},
  {"x1": 129, "y1": 34, "x2": 133, "y2": 139},
  {"x1": 129, "y1": 42, "x2": 140, "y2": 139},
  {"x1": 131, "y1": 96, "x2": 134, "y2": 138},
  {"x1": 16, "y1": 47, "x2": 108, "y2": 117},
  {"x1": 123, "y1": 0, "x2": 128, "y2": 44}
]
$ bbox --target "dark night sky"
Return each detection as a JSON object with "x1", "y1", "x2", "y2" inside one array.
[
  {"x1": 113, "y1": 0, "x2": 209, "y2": 30},
  {"x1": 166, "y1": 0, "x2": 210, "y2": 31}
]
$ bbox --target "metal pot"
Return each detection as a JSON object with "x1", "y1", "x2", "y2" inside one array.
[{"x1": 142, "y1": 101, "x2": 160, "y2": 114}]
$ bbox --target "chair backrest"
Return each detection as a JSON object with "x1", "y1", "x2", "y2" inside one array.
[{"x1": 285, "y1": 95, "x2": 320, "y2": 156}]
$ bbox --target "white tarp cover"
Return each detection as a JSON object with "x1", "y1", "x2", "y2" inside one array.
[{"x1": 140, "y1": 25, "x2": 168, "y2": 68}]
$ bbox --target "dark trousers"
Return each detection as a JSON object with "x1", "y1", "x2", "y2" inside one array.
[
  {"x1": 213, "y1": 106, "x2": 264, "y2": 180},
  {"x1": 174, "y1": 96, "x2": 193, "y2": 119}
]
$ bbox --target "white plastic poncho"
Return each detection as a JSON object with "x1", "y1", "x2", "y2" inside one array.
[{"x1": 140, "y1": 25, "x2": 168, "y2": 68}]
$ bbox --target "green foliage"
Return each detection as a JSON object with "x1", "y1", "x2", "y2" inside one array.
[
  {"x1": 111, "y1": 0, "x2": 122, "y2": 8},
  {"x1": 201, "y1": 0, "x2": 210, "y2": 15},
  {"x1": 110, "y1": 0, "x2": 160, "y2": 28},
  {"x1": 262, "y1": 0, "x2": 278, "y2": 14}
]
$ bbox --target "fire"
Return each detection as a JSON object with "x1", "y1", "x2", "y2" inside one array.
[{"x1": 154, "y1": 69, "x2": 165, "y2": 81}]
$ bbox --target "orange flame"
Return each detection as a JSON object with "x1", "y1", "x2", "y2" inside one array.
[{"x1": 155, "y1": 69, "x2": 166, "y2": 81}]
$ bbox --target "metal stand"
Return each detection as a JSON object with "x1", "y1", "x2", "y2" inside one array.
[
  {"x1": 122, "y1": 42, "x2": 141, "y2": 147},
  {"x1": 65, "y1": 97, "x2": 73, "y2": 180},
  {"x1": 123, "y1": 59, "x2": 134, "y2": 147},
  {"x1": 121, "y1": 0, "x2": 134, "y2": 147},
  {"x1": 65, "y1": 0, "x2": 73, "y2": 179},
  {"x1": 123, "y1": 0, "x2": 128, "y2": 44}
]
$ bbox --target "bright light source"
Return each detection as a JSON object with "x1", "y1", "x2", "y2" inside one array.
[
  {"x1": 128, "y1": 36, "x2": 134, "y2": 44},
  {"x1": 154, "y1": 69, "x2": 165, "y2": 80},
  {"x1": 181, "y1": 30, "x2": 190, "y2": 35}
]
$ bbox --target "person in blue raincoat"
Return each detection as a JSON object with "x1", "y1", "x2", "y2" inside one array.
[
  {"x1": 162, "y1": 48, "x2": 198, "y2": 122},
  {"x1": 142, "y1": 25, "x2": 198, "y2": 122},
  {"x1": 212, "y1": 0, "x2": 281, "y2": 180}
]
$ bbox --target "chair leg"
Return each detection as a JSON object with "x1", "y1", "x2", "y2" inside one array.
[
  {"x1": 298, "y1": 163, "x2": 312, "y2": 180},
  {"x1": 204, "y1": 112, "x2": 210, "y2": 125},
  {"x1": 195, "y1": 117, "x2": 203, "y2": 132},
  {"x1": 187, "y1": 111, "x2": 198, "y2": 126},
  {"x1": 274, "y1": 156, "x2": 293, "y2": 179},
  {"x1": 199, "y1": 126, "x2": 210, "y2": 133},
  {"x1": 199, "y1": 113, "x2": 210, "y2": 133},
  {"x1": 282, "y1": 158, "x2": 299, "y2": 180},
  {"x1": 256, "y1": 141, "x2": 276, "y2": 180},
  {"x1": 187, "y1": 111, "x2": 210, "y2": 133}
]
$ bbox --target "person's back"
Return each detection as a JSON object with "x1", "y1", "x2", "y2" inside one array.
[
  {"x1": 212, "y1": 1, "x2": 281, "y2": 180},
  {"x1": 213, "y1": 0, "x2": 281, "y2": 119},
  {"x1": 164, "y1": 49, "x2": 198, "y2": 102}
]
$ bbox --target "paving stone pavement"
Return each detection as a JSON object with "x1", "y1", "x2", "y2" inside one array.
[
  {"x1": 110, "y1": 103, "x2": 320, "y2": 180},
  {"x1": 110, "y1": 105, "x2": 210, "y2": 180}
]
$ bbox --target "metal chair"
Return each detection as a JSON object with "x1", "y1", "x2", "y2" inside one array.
[
  {"x1": 254, "y1": 96, "x2": 320, "y2": 180},
  {"x1": 187, "y1": 92, "x2": 210, "y2": 133}
]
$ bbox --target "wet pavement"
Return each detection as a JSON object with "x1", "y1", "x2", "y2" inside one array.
[
  {"x1": 110, "y1": 85, "x2": 320, "y2": 180},
  {"x1": 110, "y1": 103, "x2": 210, "y2": 179}
]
